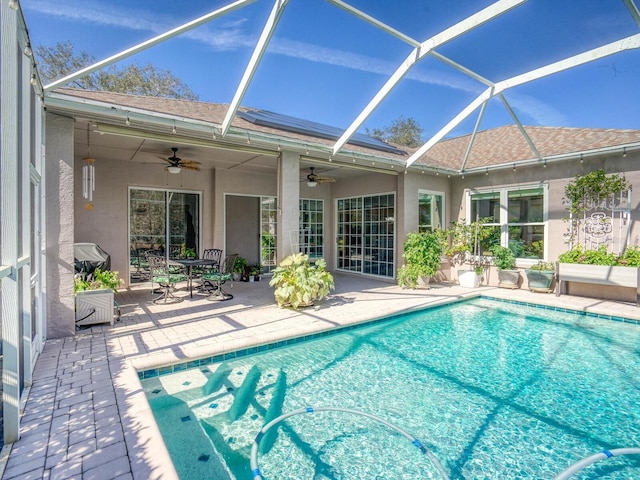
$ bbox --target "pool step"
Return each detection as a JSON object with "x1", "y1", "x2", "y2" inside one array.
[
  {"x1": 259, "y1": 369, "x2": 287, "y2": 455},
  {"x1": 227, "y1": 365, "x2": 262, "y2": 421}
]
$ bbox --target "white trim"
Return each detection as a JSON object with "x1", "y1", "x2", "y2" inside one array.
[{"x1": 468, "y1": 183, "x2": 549, "y2": 264}]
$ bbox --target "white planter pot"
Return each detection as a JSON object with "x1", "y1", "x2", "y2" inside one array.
[
  {"x1": 458, "y1": 269, "x2": 481, "y2": 288},
  {"x1": 75, "y1": 289, "x2": 115, "y2": 326},
  {"x1": 416, "y1": 275, "x2": 431, "y2": 289}
]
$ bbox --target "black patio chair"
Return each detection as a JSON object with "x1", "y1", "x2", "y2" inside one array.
[
  {"x1": 196, "y1": 248, "x2": 223, "y2": 293},
  {"x1": 203, "y1": 254, "x2": 238, "y2": 301},
  {"x1": 147, "y1": 254, "x2": 187, "y2": 304}
]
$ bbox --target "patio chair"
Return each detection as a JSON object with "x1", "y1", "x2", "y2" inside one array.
[
  {"x1": 147, "y1": 254, "x2": 187, "y2": 304},
  {"x1": 196, "y1": 248, "x2": 223, "y2": 293},
  {"x1": 204, "y1": 254, "x2": 238, "y2": 301}
]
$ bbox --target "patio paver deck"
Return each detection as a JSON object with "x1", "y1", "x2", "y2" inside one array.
[{"x1": 2, "y1": 273, "x2": 639, "y2": 479}]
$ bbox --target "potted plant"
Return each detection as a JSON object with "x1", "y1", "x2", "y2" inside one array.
[
  {"x1": 249, "y1": 263, "x2": 262, "y2": 282},
  {"x1": 445, "y1": 218, "x2": 491, "y2": 288},
  {"x1": 491, "y1": 245, "x2": 520, "y2": 289},
  {"x1": 74, "y1": 268, "x2": 122, "y2": 326},
  {"x1": 269, "y1": 253, "x2": 334, "y2": 309},
  {"x1": 233, "y1": 256, "x2": 249, "y2": 281},
  {"x1": 525, "y1": 261, "x2": 555, "y2": 292},
  {"x1": 397, "y1": 231, "x2": 445, "y2": 289}
]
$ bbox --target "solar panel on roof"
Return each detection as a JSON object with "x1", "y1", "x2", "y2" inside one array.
[{"x1": 237, "y1": 109, "x2": 406, "y2": 155}]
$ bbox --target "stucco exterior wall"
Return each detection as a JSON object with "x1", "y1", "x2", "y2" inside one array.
[
  {"x1": 46, "y1": 113, "x2": 76, "y2": 338},
  {"x1": 214, "y1": 166, "x2": 278, "y2": 257},
  {"x1": 448, "y1": 152, "x2": 640, "y2": 264},
  {"x1": 74, "y1": 157, "x2": 215, "y2": 287}
]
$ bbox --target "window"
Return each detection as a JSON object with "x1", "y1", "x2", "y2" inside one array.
[
  {"x1": 299, "y1": 199, "x2": 323, "y2": 260},
  {"x1": 418, "y1": 191, "x2": 444, "y2": 232},
  {"x1": 469, "y1": 186, "x2": 546, "y2": 259},
  {"x1": 261, "y1": 197, "x2": 278, "y2": 273}
]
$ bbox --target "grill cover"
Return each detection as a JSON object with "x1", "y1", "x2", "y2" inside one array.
[{"x1": 74, "y1": 243, "x2": 111, "y2": 277}]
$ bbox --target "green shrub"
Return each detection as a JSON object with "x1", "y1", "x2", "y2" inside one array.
[
  {"x1": 491, "y1": 245, "x2": 516, "y2": 270},
  {"x1": 74, "y1": 268, "x2": 122, "y2": 293},
  {"x1": 617, "y1": 245, "x2": 640, "y2": 267},
  {"x1": 559, "y1": 245, "x2": 617, "y2": 266},
  {"x1": 398, "y1": 231, "x2": 445, "y2": 288}
]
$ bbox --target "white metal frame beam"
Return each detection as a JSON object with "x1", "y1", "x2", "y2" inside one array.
[
  {"x1": 221, "y1": 0, "x2": 289, "y2": 136},
  {"x1": 624, "y1": 0, "x2": 640, "y2": 26},
  {"x1": 43, "y1": 0, "x2": 256, "y2": 92},
  {"x1": 330, "y1": 0, "x2": 526, "y2": 155},
  {"x1": 406, "y1": 32, "x2": 640, "y2": 167}
]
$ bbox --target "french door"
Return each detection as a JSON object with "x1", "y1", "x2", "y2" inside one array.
[{"x1": 336, "y1": 193, "x2": 395, "y2": 277}]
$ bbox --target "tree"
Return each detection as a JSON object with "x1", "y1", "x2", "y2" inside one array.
[
  {"x1": 36, "y1": 42, "x2": 199, "y2": 100},
  {"x1": 367, "y1": 116, "x2": 424, "y2": 148}
]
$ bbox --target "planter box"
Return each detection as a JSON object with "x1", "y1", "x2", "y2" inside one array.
[
  {"x1": 75, "y1": 289, "x2": 115, "y2": 326},
  {"x1": 557, "y1": 263, "x2": 640, "y2": 306},
  {"x1": 497, "y1": 269, "x2": 520, "y2": 289},
  {"x1": 458, "y1": 269, "x2": 481, "y2": 288},
  {"x1": 525, "y1": 269, "x2": 554, "y2": 293}
]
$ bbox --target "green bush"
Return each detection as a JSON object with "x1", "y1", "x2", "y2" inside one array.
[
  {"x1": 558, "y1": 244, "x2": 640, "y2": 267},
  {"x1": 491, "y1": 245, "x2": 516, "y2": 270},
  {"x1": 397, "y1": 231, "x2": 445, "y2": 288},
  {"x1": 617, "y1": 245, "x2": 640, "y2": 267},
  {"x1": 559, "y1": 245, "x2": 617, "y2": 266},
  {"x1": 74, "y1": 268, "x2": 122, "y2": 293}
]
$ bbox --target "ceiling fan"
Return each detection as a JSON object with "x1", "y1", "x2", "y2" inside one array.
[
  {"x1": 306, "y1": 167, "x2": 335, "y2": 187},
  {"x1": 160, "y1": 147, "x2": 201, "y2": 174}
]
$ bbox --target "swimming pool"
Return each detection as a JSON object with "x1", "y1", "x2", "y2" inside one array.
[{"x1": 141, "y1": 298, "x2": 640, "y2": 479}]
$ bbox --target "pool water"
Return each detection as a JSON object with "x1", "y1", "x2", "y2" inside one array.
[{"x1": 142, "y1": 299, "x2": 640, "y2": 479}]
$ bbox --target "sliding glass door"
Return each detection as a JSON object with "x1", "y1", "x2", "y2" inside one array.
[{"x1": 129, "y1": 188, "x2": 200, "y2": 283}]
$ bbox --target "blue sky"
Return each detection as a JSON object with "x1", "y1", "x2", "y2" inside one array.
[{"x1": 21, "y1": 0, "x2": 640, "y2": 140}]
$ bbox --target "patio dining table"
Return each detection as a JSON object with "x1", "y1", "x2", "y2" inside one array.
[{"x1": 171, "y1": 258, "x2": 219, "y2": 298}]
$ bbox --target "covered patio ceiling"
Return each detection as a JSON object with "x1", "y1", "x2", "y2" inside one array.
[{"x1": 35, "y1": 0, "x2": 640, "y2": 175}]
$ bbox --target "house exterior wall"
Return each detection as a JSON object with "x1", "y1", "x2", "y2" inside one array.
[
  {"x1": 214, "y1": 166, "x2": 279, "y2": 257},
  {"x1": 74, "y1": 157, "x2": 215, "y2": 288},
  {"x1": 46, "y1": 113, "x2": 76, "y2": 338},
  {"x1": 445, "y1": 150, "x2": 640, "y2": 292}
]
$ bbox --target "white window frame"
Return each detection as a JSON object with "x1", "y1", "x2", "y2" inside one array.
[
  {"x1": 466, "y1": 183, "x2": 549, "y2": 266},
  {"x1": 418, "y1": 189, "x2": 445, "y2": 233}
]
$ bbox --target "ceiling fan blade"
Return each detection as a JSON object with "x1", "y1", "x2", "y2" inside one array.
[
  {"x1": 181, "y1": 164, "x2": 201, "y2": 171},
  {"x1": 316, "y1": 177, "x2": 336, "y2": 183},
  {"x1": 180, "y1": 159, "x2": 201, "y2": 166}
]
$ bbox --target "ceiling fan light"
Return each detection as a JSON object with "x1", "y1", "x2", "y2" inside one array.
[
  {"x1": 167, "y1": 166, "x2": 181, "y2": 174},
  {"x1": 307, "y1": 180, "x2": 317, "y2": 187}
]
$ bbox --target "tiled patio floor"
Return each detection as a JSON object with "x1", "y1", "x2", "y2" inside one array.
[{"x1": 2, "y1": 274, "x2": 639, "y2": 479}]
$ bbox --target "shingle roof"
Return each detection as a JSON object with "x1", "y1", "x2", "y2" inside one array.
[
  {"x1": 53, "y1": 88, "x2": 640, "y2": 170},
  {"x1": 53, "y1": 88, "x2": 407, "y2": 159},
  {"x1": 415, "y1": 125, "x2": 640, "y2": 171}
]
